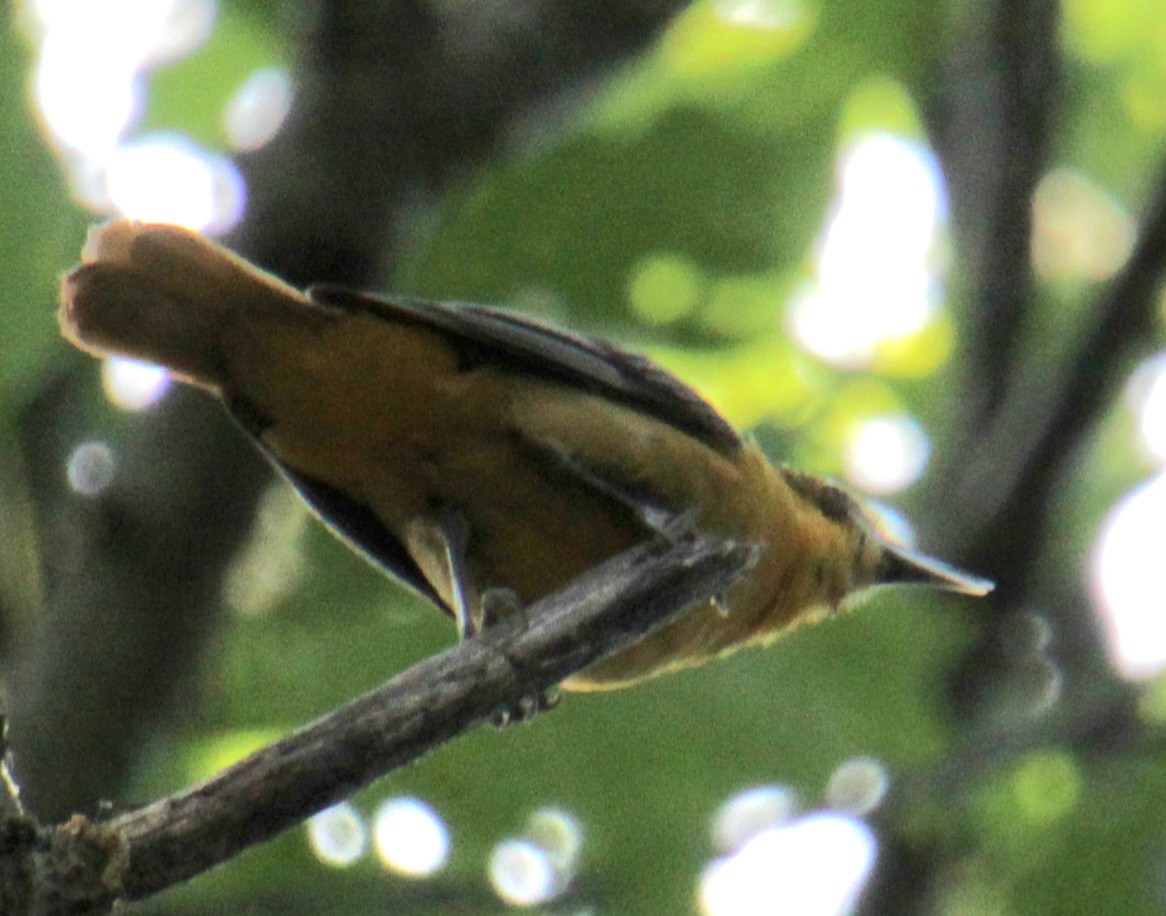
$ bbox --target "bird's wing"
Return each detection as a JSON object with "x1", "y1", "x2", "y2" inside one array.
[
  {"x1": 225, "y1": 393, "x2": 454, "y2": 615},
  {"x1": 307, "y1": 285, "x2": 742, "y2": 457},
  {"x1": 279, "y1": 462, "x2": 454, "y2": 614}
]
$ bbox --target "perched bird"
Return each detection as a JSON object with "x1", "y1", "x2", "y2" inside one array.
[{"x1": 59, "y1": 220, "x2": 991, "y2": 690}]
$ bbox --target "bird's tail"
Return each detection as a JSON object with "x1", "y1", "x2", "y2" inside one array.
[{"x1": 58, "y1": 220, "x2": 309, "y2": 391}]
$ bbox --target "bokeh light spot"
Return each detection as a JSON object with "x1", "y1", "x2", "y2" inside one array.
[
  {"x1": 35, "y1": 33, "x2": 142, "y2": 155},
  {"x1": 185, "y1": 728, "x2": 282, "y2": 780},
  {"x1": 1091, "y1": 474, "x2": 1166, "y2": 680},
  {"x1": 711, "y1": 785, "x2": 799, "y2": 854},
  {"x1": 67, "y1": 440, "x2": 116, "y2": 497},
  {"x1": 700, "y1": 813, "x2": 877, "y2": 916},
  {"x1": 307, "y1": 802, "x2": 367, "y2": 867},
  {"x1": 373, "y1": 797, "x2": 450, "y2": 877},
  {"x1": 105, "y1": 134, "x2": 245, "y2": 233},
  {"x1": 870, "y1": 312, "x2": 955, "y2": 379},
  {"x1": 142, "y1": 0, "x2": 218, "y2": 69},
  {"x1": 524, "y1": 807, "x2": 583, "y2": 878},
  {"x1": 664, "y1": 0, "x2": 815, "y2": 74},
  {"x1": 838, "y1": 76, "x2": 925, "y2": 141},
  {"x1": 843, "y1": 414, "x2": 930, "y2": 495},
  {"x1": 713, "y1": 0, "x2": 805, "y2": 30},
  {"x1": 1011, "y1": 751, "x2": 1081, "y2": 825},
  {"x1": 224, "y1": 483, "x2": 309, "y2": 617},
  {"x1": 101, "y1": 357, "x2": 171, "y2": 411},
  {"x1": 30, "y1": 0, "x2": 217, "y2": 160},
  {"x1": 629, "y1": 253, "x2": 703, "y2": 325},
  {"x1": 650, "y1": 340, "x2": 821, "y2": 430},
  {"x1": 489, "y1": 838, "x2": 560, "y2": 907},
  {"x1": 224, "y1": 67, "x2": 294, "y2": 151},
  {"x1": 1032, "y1": 168, "x2": 1134, "y2": 282},
  {"x1": 1126, "y1": 352, "x2": 1166, "y2": 463},
  {"x1": 825, "y1": 757, "x2": 889, "y2": 816}
]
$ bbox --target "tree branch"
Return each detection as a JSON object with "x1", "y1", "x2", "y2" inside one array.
[
  {"x1": 873, "y1": 42, "x2": 1166, "y2": 916},
  {"x1": 932, "y1": 0, "x2": 1061, "y2": 428},
  {"x1": 8, "y1": 380, "x2": 270, "y2": 820},
  {"x1": 960, "y1": 151, "x2": 1166, "y2": 594},
  {"x1": 0, "y1": 531, "x2": 757, "y2": 914},
  {"x1": 235, "y1": 0, "x2": 693, "y2": 286}
]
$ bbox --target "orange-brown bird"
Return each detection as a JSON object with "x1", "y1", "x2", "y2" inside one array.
[{"x1": 58, "y1": 220, "x2": 991, "y2": 690}]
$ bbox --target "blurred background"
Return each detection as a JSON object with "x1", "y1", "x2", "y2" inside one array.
[{"x1": 2, "y1": 0, "x2": 1166, "y2": 912}]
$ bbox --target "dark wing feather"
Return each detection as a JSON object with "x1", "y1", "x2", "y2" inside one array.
[
  {"x1": 223, "y1": 393, "x2": 452, "y2": 615},
  {"x1": 307, "y1": 285, "x2": 742, "y2": 456},
  {"x1": 277, "y1": 465, "x2": 453, "y2": 615}
]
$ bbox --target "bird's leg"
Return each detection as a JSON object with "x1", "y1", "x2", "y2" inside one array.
[
  {"x1": 433, "y1": 509, "x2": 559, "y2": 726},
  {"x1": 434, "y1": 505, "x2": 479, "y2": 640},
  {"x1": 480, "y1": 586, "x2": 562, "y2": 726}
]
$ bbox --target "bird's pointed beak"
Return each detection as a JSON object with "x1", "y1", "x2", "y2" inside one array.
[{"x1": 876, "y1": 546, "x2": 994, "y2": 596}]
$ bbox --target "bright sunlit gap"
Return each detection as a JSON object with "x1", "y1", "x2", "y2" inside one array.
[
  {"x1": 1091, "y1": 473, "x2": 1166, "y2": 680},
  {"x1": 373, "y1": 797, "x2": 450, "y2": 878},
  {"x1": 842, "y1": 414, "x2": 930, "y2": 495},
  {"x1": 789, "y1": 131, "x2": 946, "y2": 369},
  {"x1": 711, "y1": 785, "x2": 799, "y2": 854},
  {"x1": 1127, "y1": 352, "x2": 1166, "y2": 463},
  {"x1": 101, "y1": 356, "x2": 171, "y2": 411},
  {"x1": 27, "y1": 0, "x2": 255, "y2": 234},
  {"x1": 307, "y1": 801, "x2": 367, "y2": 867},
  {"x1": 35, "y1": 30, "x2": 142, "y2": 155},
  {"x1": 30, "y1": 0, "x2": 217, "y2": 66},
  {"x1": 66, "y1": 440, "x2": 116, "y2": 497},
  {"x1": 106, "y1": 134, "x2": 246, "y2": 232},
  {"x1": 700, "y1": 813, "x2": 878, "y2": 916},
  {"x1": 30, "y1": 0, "x2": 217, "y2": 155},
  {"x1": 30, "y1": 0, "x2": 214, "y2": 153}
]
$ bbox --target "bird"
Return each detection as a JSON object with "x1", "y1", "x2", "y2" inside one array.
[{"x1": 58, "y1": 219, "x2": 992, "y2": 691}]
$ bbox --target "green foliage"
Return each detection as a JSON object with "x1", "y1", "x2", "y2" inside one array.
[
  {"x1": 5, "y1": 0, "x2": 1166, "y2": 913},
  {"x1": 0, "y1": 11, "x2": 85, "y2": 401},
  {"x1": 145, "y1": 3, "x2": 286, "y2": 146}
]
